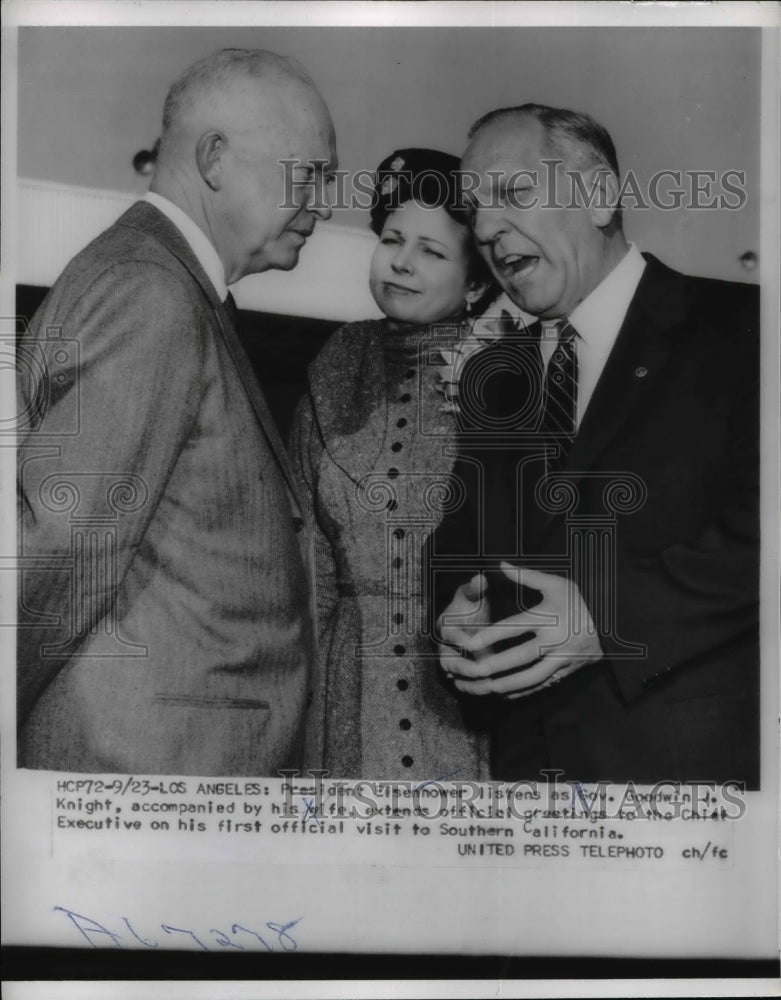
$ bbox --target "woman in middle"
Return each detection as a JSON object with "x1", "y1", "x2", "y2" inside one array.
[{"x1": 291, "y1": 148, "x2": 499, "y2": 780}]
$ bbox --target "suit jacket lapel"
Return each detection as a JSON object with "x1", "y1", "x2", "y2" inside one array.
[
  {"x1": 213, "y1": 301, "x2": 304, "y2": 514},
  {"x1": 118, "y1": 201, "x2": 303, "y2": 515},
  {"x1": 536, "y1": 255, "x2": 686, "y2": 541}
]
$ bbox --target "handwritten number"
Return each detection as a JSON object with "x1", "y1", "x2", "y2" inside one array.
[
  {"x1": 53, "y1": 906, "x2": 122, "y2": 949},
  {"x1": 231, "y1": 923, "x2": 273, "y2": 952},
  {"x1": 122, "y1": 916, "x2": 158, "y2": 948},
  {"x1": 55, "y1": 908, "x2": 298, "y2": 952},
  {"x1": 161, "y1": 924, "x2": 209, "y2": 951},
  {"x1": 266, "y1": 917, "x2": 303, "y2": 952},
  {"x1": 210, "y1": 928, "x2": 244, "y2": 950}
]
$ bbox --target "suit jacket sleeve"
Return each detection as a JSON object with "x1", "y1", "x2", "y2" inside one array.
[{"x1": 17, "y1": 261, "x2": 207, "y2": 719}]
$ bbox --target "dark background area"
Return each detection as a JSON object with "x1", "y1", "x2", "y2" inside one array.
[{"x1": 1, "y1": 946, "x2": 778, "y2": 981}]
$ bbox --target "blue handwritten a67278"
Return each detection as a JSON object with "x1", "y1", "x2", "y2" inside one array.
[{"x1": 53, "y1": 906, "x2": 302, "y2": 952}]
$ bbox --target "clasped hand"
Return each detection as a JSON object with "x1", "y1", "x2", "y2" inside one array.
[{"x1": 437, "y1": 562, "x2": 603, "y2": 698}]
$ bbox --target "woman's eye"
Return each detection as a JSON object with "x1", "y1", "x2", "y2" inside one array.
[
  {"x1": 423, "y1": 247, "x2": 445, "y2": 259},
  {"x1": 381, "y1": 236, "x2": 400, "y2": 246}
]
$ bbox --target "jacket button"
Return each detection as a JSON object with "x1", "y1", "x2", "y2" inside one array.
[
  {"x1": 292, "y1": 517, "x2": 305, "y2": 533},
  {"x1": 634, "y1": 366, "x2": 648, "y2": 378}
]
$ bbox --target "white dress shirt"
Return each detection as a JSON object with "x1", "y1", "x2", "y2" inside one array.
[
  {"x1": 145, "y1": 191, "x2": 228, "y2": 302},
  {"x1": 540, "y1": 242, "x2": 646, "y2": 427}
]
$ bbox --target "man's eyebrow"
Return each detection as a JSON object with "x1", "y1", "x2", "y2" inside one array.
[
  {"x1": 491, "y1": 174, "x2": 535, "y2": 195},
  {"x1": 292, "y1": 158, "x2": 334, "y2": 173}
]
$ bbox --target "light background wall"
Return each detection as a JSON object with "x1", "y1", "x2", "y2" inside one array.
[{"x1": 17, "y1": 26, "x2": 760, "y2": 309}]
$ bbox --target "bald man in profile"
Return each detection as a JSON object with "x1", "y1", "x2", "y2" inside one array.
[{"x1": 17, "y1": 48, "x2": 337, "y2": 775}]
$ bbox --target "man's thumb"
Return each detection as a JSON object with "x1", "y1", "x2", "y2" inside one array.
[{"x1": 463, "y1": 573, "x2": 486, "y2": 602}]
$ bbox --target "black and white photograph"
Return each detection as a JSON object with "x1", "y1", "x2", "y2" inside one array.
[{"x1": 2, "y1": 0, "x2": 779, "y2": 993}]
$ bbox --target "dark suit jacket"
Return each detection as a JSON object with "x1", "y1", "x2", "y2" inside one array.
[
  {"x1": 429, "y1": 254, "x2": 760, "y2": 786},
  {"x1": 17, "y1": 201, "x2": 317, "y2": 776}
]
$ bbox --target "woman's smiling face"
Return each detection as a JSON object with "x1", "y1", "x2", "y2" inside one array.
[{"x1": 369, "y1": 201, "x2": 476, "y2": 325}]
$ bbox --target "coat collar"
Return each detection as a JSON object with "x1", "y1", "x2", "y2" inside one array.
[
  {"x1": 143, "y1": 191, "x2": 228, "y2": 301},
  {"x1": 118, "y1": 200, "x2": 225, "y2": 314}
]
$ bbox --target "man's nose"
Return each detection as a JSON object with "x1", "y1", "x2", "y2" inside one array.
[
  {"x1": 309, "y1": 198, "x2": 332, "y2": 222},
  {"x1": 472, "y1": 205, "x2": 506, "y2": 247}
]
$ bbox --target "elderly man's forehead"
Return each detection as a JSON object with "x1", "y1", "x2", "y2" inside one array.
[
  {"x1": 173, "y1": 68, "x2": 323, "y2": 138},
  {"x1": 222, "y1": 71, "x2": 322, "y2": 122},
  {"x1": 465, "y1": 115, "x2": 548, "y2": 164}
]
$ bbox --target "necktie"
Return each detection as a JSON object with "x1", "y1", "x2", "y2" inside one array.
[
  {"x1": 223, "y1": 291, "x2": 239, "y2": 330},
  {"x1": 541, "y1": 318, "x2": 578, "y2": 468}
]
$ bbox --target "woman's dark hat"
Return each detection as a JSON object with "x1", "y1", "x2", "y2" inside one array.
[{"x1": 369, "y1": 147, "x2": 468, "y2": 235}]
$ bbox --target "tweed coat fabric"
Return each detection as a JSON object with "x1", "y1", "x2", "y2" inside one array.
[
  {"x1": 290, "y1": 319, "x2": 489, "y2": 779},
  {"x1": 17, "y1": 201, "x2": 317, "y2": 776}
]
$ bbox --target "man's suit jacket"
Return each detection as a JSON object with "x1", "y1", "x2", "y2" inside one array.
[
  {"x1": 17, "y1": 201, "x2": 317, "y2": 776},
  {"x1": 430, "y1": 254, "x2": 760, "y2": 786}
]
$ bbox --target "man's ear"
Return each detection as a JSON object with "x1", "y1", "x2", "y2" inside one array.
[
  {"x1": 196, "y1": 130, "x2": 226, "y2": 191},
  {"x1": 582, "y1": 164, "x2": 621, "y2": 230}
]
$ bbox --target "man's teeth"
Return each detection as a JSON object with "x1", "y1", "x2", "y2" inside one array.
[{"x1": 503, "y1": 254, "x2": 538, "y2": 275}]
